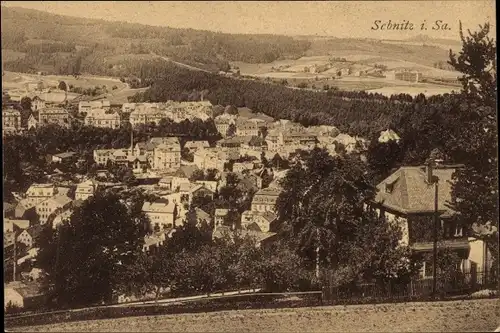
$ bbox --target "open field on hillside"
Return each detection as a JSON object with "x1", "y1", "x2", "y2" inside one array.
[
  {"x1": 304, "y1": 38, "x2": 457, "y2": 68},
  {"x1": 234, "y1": 56, "x2": 458, "y2": 79},
  {"x1": 1, "y1": 49, "x2": 26, "y2": 62},
  {"x1": 103, "y1": 53, "x2": 158, "y2": 65},
  {"x1": 232, "y1": 52, "x2": 458, "y2": 96},
  {"x1": 2, "y1": 71, "x2": 127, "y2": 91},
  {"x1": 106, "y1": 87, "x2": 149, "y2": 104},
  {"x1": 12, "y1": 299, "x2": 499, "y2": 332}
]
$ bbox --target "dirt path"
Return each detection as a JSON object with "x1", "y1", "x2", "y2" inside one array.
[
  {"x1": 150, "y1": 53, "x2": 212, "y2": 73},
  {"x1": 12, "y1": 298, "x2": 499, "y2": 332}
]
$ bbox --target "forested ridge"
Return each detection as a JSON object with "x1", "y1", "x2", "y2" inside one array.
[
  {"x1": 1, "y1": 6, "x2": 310, "y2": 74},
  {"x1": 1, "y1": 6, "x2": 453, "y2": 76}
]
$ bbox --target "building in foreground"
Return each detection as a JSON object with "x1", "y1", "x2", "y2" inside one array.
[
  {"x1": 4, "y1": 281, "x2": 46, "y2": 310},
  {"x1": 372, "y1": 163, "x2": 494, "y2": 279}
]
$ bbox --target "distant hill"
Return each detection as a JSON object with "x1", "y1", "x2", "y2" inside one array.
[
  {"x1": 1, "y1": 6, "x2": 461, "y2": 78},
  {"x1": 304, "y1": 37, "x2": 456, "y2": 68},
  {"x1": 1, "y1": 6, "x2": 311, "y2": 75},
  {"x1": 406, "y1": 34, "x2": 462, "y2": 46}
]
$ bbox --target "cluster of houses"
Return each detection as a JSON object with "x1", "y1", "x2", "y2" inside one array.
[
  {"x1": 75, "y1": 100, "x2": 214, "y2": 129},
  {"x1": 2, "y1": 104, "x2": 72, "y2": 136},
  {"x1": 2, "y1": 79, "x2": 82, "y2": 135},
  {"x1": 139, "y1": 166, "x2": 282, "y2": 252},
  {"x1": 93, "y1": 136, "x2": 181, "y2": 172},
  {"x1": 2, "y1": 98, "x2": 215, "y2": 136},
  {"x1": 5, "y1": 80, "x2": 72, "y2": 104},
  {"x1": 3, "y1": 179, "x2": 101, "y2": 309},
  {"x1": 3, "y1": 98, "x2": 495, "y2": 310}
]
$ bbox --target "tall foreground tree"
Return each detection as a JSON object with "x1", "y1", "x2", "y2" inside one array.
[
  {"x1": 20, "y1": 96, "x2": 32, "y2": 111},
  {"x1": 276, "y1": 148, "x2": 416, "y2": 286},
  {"x1": 366, "y1": 136, "x2": 403, "y2": 184},
  {"x1": 37, "y1": 192, "x2": 149, "y2": 307},
  {"x1": 447, "y1": 22, "x2": 498, "y2": 264},
  {"x1": 449, "y1": 22, "x2": 496, "y2": 108}
]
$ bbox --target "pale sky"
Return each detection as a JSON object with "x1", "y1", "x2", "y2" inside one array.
[{"x1": 2, "y1": 1, "x2": 496, "y2": 40}]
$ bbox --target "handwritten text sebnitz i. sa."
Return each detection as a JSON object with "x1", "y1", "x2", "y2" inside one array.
[{"x1": 371, "y1": 20, "x2": 451, "y2": 31}]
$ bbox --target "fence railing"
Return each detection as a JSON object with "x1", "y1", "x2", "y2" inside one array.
[
  {"x1": 5, "y1": 269, "x2": 497, "y2": 328},
  {"x1": 4, "y1": 291, "x2": 323, "y2": 328},
  {"x1": 321, "y1": 270, "x2": 498, "y2": 304}
]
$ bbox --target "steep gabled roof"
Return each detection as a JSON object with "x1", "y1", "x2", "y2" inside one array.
[
  {"x1": 150, "y1": 137, "x2": 180, "y2": 146},
  {"x1": 173, "y1": 165, "x2": 199, "y2": 179},
  {"x1": 25, "y1": 224, "x2": 44, "y2": 239},
  {"x1": 142, "y1": 201, "x2": 176, "y2": 214},
  {"x1": 185, "y1": 140, "x2": 210, "y2": 149},
  {"x1": 9, "y1": 282, "x2": 45, "y2": 298},
  {"x1": 261, "y1": 211, "x2": 277, "y2": 223},
  {"x1": 194, "y1": 207, "x2": 211, "y2": 221},
  {"x1": 375, "y1": 166, "x2": 459, "y2": 214},
  {"x1": 53, "y1": 151, "x2": 76, "y2": 159},
  {"x1": 45, "y1": 195, "x2": 73, "y2": 208}
]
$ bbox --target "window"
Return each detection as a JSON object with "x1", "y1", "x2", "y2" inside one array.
[
  {"x1": 454, "y1": 225, "x2": 463, "y2": 237},
  {"x1": 424, "y1": 261, "x2": 434, "y2": 278}
]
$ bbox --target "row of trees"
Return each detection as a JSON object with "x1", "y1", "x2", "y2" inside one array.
[
  {"x1": 104, "y1": 23, "x2": 311, "y2": 64},
  {"x1": 36, "y1": 190, "x2": 310, "y2": 308},
  {"x1": 276, "y1": 148, "x2": 421, "y2": 287},
  {"x1": 3, "y1": 119, "x2": 222, "y2": 198}
]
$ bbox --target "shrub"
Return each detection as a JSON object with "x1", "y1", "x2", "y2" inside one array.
[{"x1": 5, "y1": 301, "x2": 24, "y2": 315}]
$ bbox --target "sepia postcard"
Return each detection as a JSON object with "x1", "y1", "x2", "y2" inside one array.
[{"x1": 2, "y1": 1, "x2": 498, "y2": 332}]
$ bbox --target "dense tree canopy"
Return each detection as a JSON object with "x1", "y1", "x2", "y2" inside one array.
[
  {"x1": 37, "y1": 191, "x2": 149, "y2": 307},
  {"x1": 276, "y1": 148, "x2": 417, "y2": 286},
  {"x1": 446, "y1": 23, "x2": 498, "y2": 261}
]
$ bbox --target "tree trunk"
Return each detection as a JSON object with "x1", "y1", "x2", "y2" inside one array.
[{"x1": 155, "y1": 285, "x2": 161, "y2": 302}]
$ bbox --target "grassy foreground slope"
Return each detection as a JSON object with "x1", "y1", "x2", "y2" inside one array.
[{"x1": 13, "y1": 299, "x2": 499, "y2": 332}]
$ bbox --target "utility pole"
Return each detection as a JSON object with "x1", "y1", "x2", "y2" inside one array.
[
  {"x1": 432, "y1": 180, "x2": 439, "y2": 298},
  {"x1": 13, "y1": 234, "x2": 16, "y2": 282},
  {"x1": 315, "y1": 227, "x2": 320, "y2": 280},
  {"x1": 55, "y1": 227, "x2": 61, "y2": 285}
]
